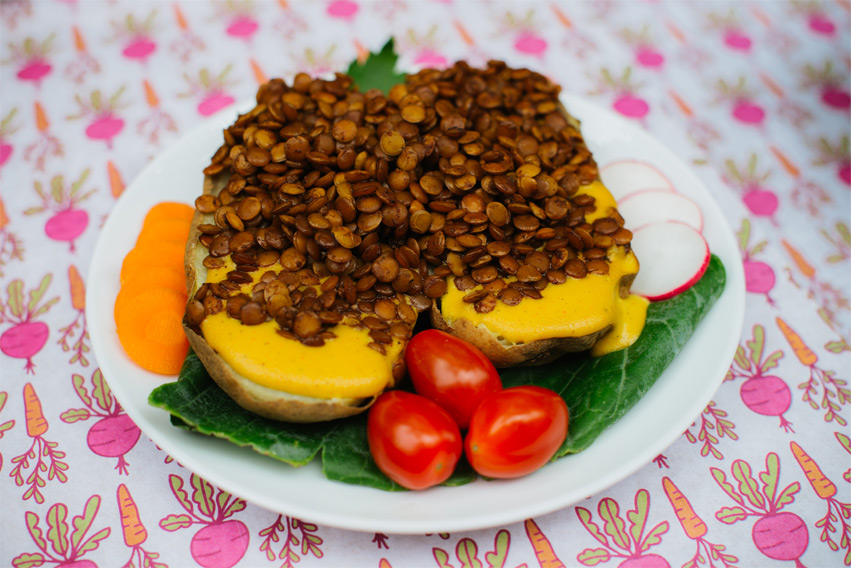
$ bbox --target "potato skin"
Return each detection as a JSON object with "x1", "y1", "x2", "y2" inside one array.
[{"x1": 183, "y1": 173, "x2": 396, "y2": 423}]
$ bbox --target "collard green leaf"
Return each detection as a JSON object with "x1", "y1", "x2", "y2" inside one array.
[
  {"x1": 150, "y1": 256, "x2": 726, "y2": 490},
  {"x1": 345, "y1": 39, "x2": 405, "y2": 95}
]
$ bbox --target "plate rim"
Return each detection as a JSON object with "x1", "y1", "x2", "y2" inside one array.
[{"x1": 87, "y1": 93, "x2": 746, "y2": 534}]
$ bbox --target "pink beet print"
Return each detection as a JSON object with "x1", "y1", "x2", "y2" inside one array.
[
  {"x1": 25, "y1": 169, "x2": 95, "y2": 251},
  {"x1": 7, "y1": 34, "x2": 56, "y2": 87},
  {"x1": 182, "y1": 66, "x2": 236, "y2": 116},
  {"x1": 13, "y1": 495, "x2": 109, "y2": 566},
  {"x1": 723, "y1": 153, "x2": 778, "y2": 220},
  {"x1": 802, "y1": 61, "x2": 851, "y2": 111},
  {"x1": 60, "y1": 369, "x2": 141, "y2": 474},
  {"x1": 160, "y1": 473, "x2": 250, "y2": 568},
  {"x1": 712, "y1": 452, "x2": 809, "y2": 567},
  {"x1": 68, "y1": 87, "x2": 127, "y2": 148},
  {"x1": 111, "y1": 11, "x2": 158, "y2": 63},
  {"x1": 0, "y1": 108, "x2": 20, "y2": 168},
  {"x1": 715, "y1": 76, "x2": 766, "y2": 125},
  {"x1": 226, "y1": 16, "x2": 258, "y2": 39},
  {"x1": 619, "y1": 25, "x2": 665, "y2": 69},
  {"x1": 575, "y1": 489, "x2": 671, "y2": 566},
  {"x1": 500, "y1": 9, "x2": 547, "y2": 56},
  {"x1": 595, "y1": 68, "x2": 649, "y2": 119},
  {"x1": 0, "y1": 274, "x2": 59, "y2": 373},
  {"x1": 402, "y1": 26, "x2": 449, "y2": 69},
  {"x1": 707, "y1": 9, "x2": 752, "y2": 51},
  {"x1": 327, "y1": 0, "x2": 358, "y2": 20},
  {"x1": 737, "y1": 219, "x2": 776, "y2": 305},
  {"x1": 726, "y1": 325, "x2": 793, "y2": 431},
  {"x1": 814, "y1": 135, "x2": 851, "y2": 186}
]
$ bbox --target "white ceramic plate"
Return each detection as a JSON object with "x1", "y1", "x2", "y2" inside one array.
[{"x1": 87, "y1": 94, "x2": 745, "y2": 534}]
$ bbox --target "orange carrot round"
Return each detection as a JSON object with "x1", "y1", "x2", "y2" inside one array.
[
  {"x1": 120, "y1": 241, "x2": 186, "y2": 282},
  {"x1": 115, "y1": 287, "x2": 188, "y2": 375},
  {"x1": 142, "y1": 202, "x2": 194, "y2": 226},
  {"x1": 121, "y1": 265, "x2": 186, "y2": 297},
  {"x1": 137, "y1": 218, "x2": 191, "y2": 246}
]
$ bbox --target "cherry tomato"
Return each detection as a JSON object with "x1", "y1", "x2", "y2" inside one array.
[
  {"x1": 405, "y1": 329, "x2": 502, "y2": 429},
  {"x1": 367, "y1": 390, "x2": 463, "y2": 490},
  {"x1": 465, "y1": 385, "x2": 569, "y2": 479}
]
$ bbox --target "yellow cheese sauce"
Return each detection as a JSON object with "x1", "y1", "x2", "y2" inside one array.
[
  {"x1": 440, "y1": 181, "x2": 647, "y2": 354},
  {"x1": 198, "y1": 260, "x2": 402, "y2": 399}
]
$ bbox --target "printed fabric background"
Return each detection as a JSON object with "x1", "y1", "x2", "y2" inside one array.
[{"x1": 1, "y1": 0, "x2": 850, "y2": 566}]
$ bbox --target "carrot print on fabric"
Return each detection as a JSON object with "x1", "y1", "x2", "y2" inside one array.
[
  {"x1": 777, "y1": 317, "x2": 850, "y2": 425},
  {"x1": 9, "y1": 384, "x2": 69, "y2": 503},
  {"x1": 662, "y1": 477, "x2": 738, "y2": 568},
  {"x1": 575, "y1": 489, "x2": 669, "y2": 566},
  {"x1": 0, "y1": 391, "x2": 14, "y2": 472},
  {"x1": 56, "y1": 264, "x2": 91, "y2": 367},
  {"x1": 0, "y1": 195, "x2": 25, "y2": 278},
  {"x1": 137, "y1": 80, "x2": 177, "y2": 146},
  {"x1": 117, "y1": 483, "x2": 166, "y2": 567},
  {"x1": 65, "y1": 25, "x2": 100, "y2": 84},
  {"x1": 258, "y1": 514, "x2": 325, "y2": 566},
  {"x1": 24, "y1": 101, "x2": 64, "y2": 171},
  {"x1": 684, "y1": 401, "x2": 738, "y2": 459}
]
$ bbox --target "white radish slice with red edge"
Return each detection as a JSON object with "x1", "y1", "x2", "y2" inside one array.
[
  {"x1": 600, "y1": 160, "x2": 675, "y2": 201},
  {"x1": 619, "y1": 190, "x2": 704, "y2": 232},
  {"x1": 630, "y1": 221, "x2": 710, "y2": 301}
]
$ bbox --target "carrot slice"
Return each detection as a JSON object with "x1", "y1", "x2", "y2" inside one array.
[
  {"x1": 120, "y1": 241, "x2": 186, "y2": 282},
  {"x1": 115, "y1": 287, "x2": 188, "y2": 374},
  {"x1": 142, "y1": 202, "x2": 194, "y2": 226},
  {"x1": 137, "y1": 218, "x2": 191, "y2": 246},
  {"x1": 120, "y1": 265, "x2": 187, "y2": 296}
]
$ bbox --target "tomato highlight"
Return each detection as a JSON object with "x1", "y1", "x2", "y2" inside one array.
[
  {"x1": 405, "y1": 329, "x2": 502, "y2": 429},
  {"x1": 367, "y1": 390, "x2": 463, "y2": 490},
  {"x1": 465, "y1": 385, "x2": 569, "y2": 479}
]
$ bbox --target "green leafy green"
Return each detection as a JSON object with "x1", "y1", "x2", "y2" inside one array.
[
  {"x1": 345, "y1": 38, "x2": 405, "y2": 95},
  {"x1": 501, "y1": 255, "x2": 727, "y2": 455},
  {"x1": 149, "y1": 257, "x2": 725, "y2": 490}
]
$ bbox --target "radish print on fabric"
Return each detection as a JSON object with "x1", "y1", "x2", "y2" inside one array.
[
  {"x1": 11, "y1": 495, "x2": 110, "y2": 568},
  {"x1": 822, "y1": 221, "x2": 851, "y2": 265},
  {"x1": 430, "y1": 528, "x2": 512, "y2": 568},
  {"x1": 258, "y1": 515, "x2": 325, "y2": 566},
  {"x1": 618, "y1": 25, "x2": 665, "y2": 69},
  {"x1": 160, "y1": 473, "x2": 250, "y2": 568},
  {"x1": 802, "y1": 61, "x2": 851, "y2": 111},
  {"x1": 714, "y1": 77, "x2": 765, "y2": 126},
  {"x1": 711, "y1": 453, "x2": 809, "y2": 567},
  {"x1": 575, "y1": 489, "x2": 670, "y2": 567},
  {"x1": 6, "y1": 34, "x2": 55, "y2": 86},
  {"x1": 789, "y1": 442, "x2": 851, "y2": 562},
  {"x1": 737, "y1": 220, "x2": 776, "y2": 305},
  {"x1": 0, "y1": 274, "x2": 59, "y2": 373},
  {"x1": 9, "y1": 384, "x2": 69, "y2": 503},
  {"x1": 25, "y1": 102, "x2": 64, "y2": 172},
  {"x1": 776, "y1": 317, "x2": 850, "y2": 426},
  {"x1": 662, "y1": 476, "x2": 738, "y2": 568},
  {"x1": 399, "y1": 25, "x2": 449, "y2": 69},
  {"x1": 0, "y1": 391, "x2": 15, "y2": 473},
  {"x1": 835, "y1": 432, "x2": 851, "y2": 483},
  {"x1": 181, "y1": 66, "x2": 236, "y2": 117},
  {"x1": 723, "y1": 154, "x2": 778, "y2": 220},
  {"x1": 706, "y1": 9, "x2": 752, "y2": 52},
  {"x1": 0, "y1": 196, "x2": 25, "y2": 278},
  {"x1": 110, "y1": 11, "x2": 157, "y2": 63},
  {"x1": 499, "y1": 9, "x2": 548, "y2": 57},
  {"x1": 725, "y1": 324, "x2": 793, "y2": 431},
  {"x1": 25, "y1": 170, "x2": 94, "y2": 252},
  {"x1": 814, "y1": 136, "x2": 851, "y2": 186},
  {"x1": 65, "y1": 26, "x2": 100, "y2": 84},
  {"x1": 60, "y1": 369, "x2": 141, "y2": 474},
  {"x1": 57, "y1": 265, "x2": 90, "y2": 367},
  {"x1": 213, "y1": 1, "x2": 259, "y2": 41},
  {"x1": 116, "y1": 483, "x2": 166, "y2": 568},
  {"x1": 68, "y1": 88, "x2": 127, "y2": 148},
  {"x1": 684, "y1": 401, "x2": 738, "y2": 460},
  {"x1": 594, "y1": 68, "x2": 649, "y2": 119},
  {"x1": 0, "y1": 108, "x2": 20, "y2": 168},
  {"x1": 327, "y1": 0, "x2": 359, "y2": 22}
]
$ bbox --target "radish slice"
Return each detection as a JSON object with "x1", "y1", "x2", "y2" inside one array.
[
  {"x1": 629, "y1": 221, "x2": 710, "y2": 301},
  {"x1": 618, "y1": 190, "x2": 704, "y2": 232},
  {"x1": 600, "y1": 160, "x2": 675, "y2": 201}
]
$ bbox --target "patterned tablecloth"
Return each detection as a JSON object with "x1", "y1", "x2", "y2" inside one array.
[{"x1": 2, "y1": 1, "x2": 850, "y2": 566}]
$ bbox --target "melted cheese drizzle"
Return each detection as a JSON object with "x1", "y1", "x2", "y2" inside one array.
[
  {"x1": 199, "y1": 261, "x2": 402, "y2": 399},
  {"x1": 440, "y1": 181, "x2": 648, "y2": 354}
]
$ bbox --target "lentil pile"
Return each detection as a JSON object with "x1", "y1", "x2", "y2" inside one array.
[{"x1": 185, "y1": 60, "x2": 634, "y2": 348}]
